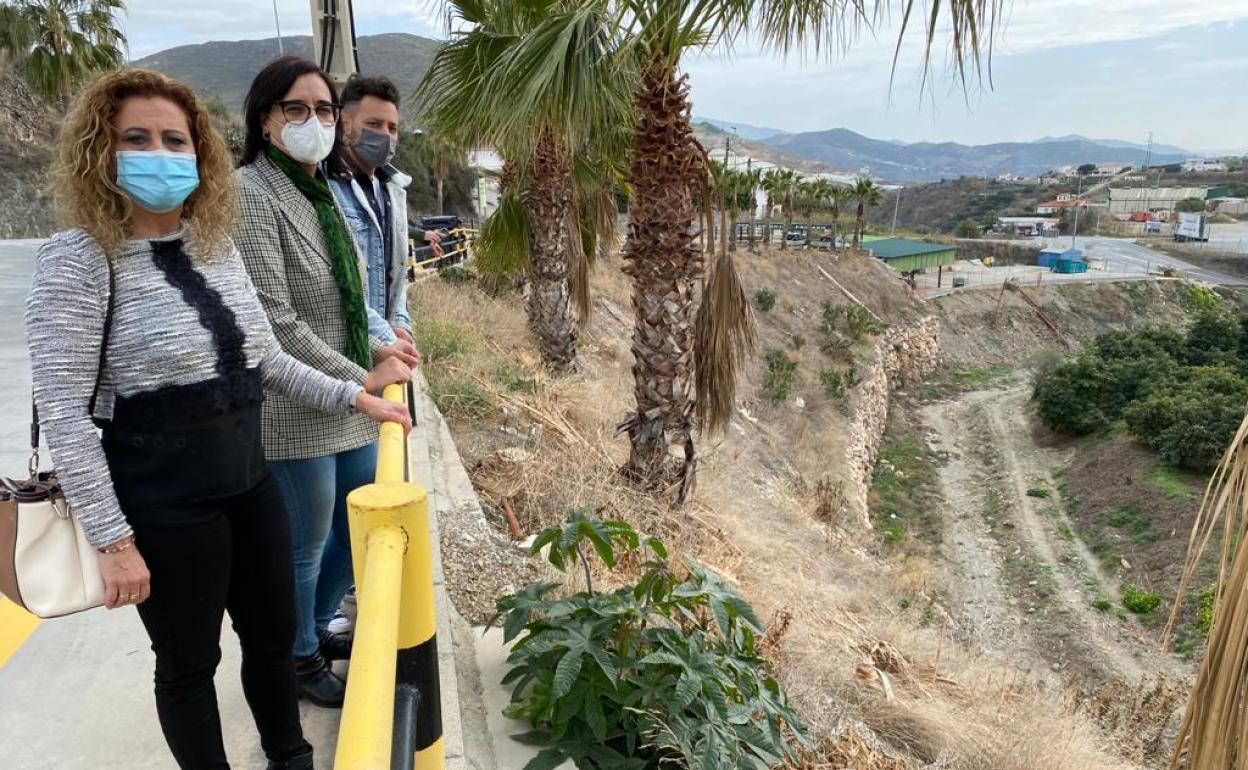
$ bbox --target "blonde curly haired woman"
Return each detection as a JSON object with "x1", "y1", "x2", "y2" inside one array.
[{"x1": 24, "y1": 68, "x2": 412, "y2": 770}]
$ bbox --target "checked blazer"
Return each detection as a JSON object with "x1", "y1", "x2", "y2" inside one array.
[{"x1": 234, "y1": 151, "x2": 381, "y2": 461}]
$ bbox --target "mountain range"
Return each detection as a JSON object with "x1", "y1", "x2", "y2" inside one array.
[
  {"x1": 132, "y1": 33, "x2": 440, "y2": 115},
  {"x1": 131, "y1": 37, "x2": 1202, "y2": 182},
  {"x1": 759, "y1": 128, "x2": 1189, "y2": 182}
]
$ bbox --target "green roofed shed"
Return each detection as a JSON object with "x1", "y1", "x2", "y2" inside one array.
[{"x1": 867, "y1": 237, "x2": 957, "y2": 272}]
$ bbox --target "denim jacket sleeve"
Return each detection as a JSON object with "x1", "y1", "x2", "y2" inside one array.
[{"x1": 367, "y1": 304, "x2": 397, "y2": 344}]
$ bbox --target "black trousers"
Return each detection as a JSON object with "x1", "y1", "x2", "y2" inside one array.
[{"x1": 129, "y1": 472, "x2": 308, "y2": 769}]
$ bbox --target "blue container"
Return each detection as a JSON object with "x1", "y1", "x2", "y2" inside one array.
[{"x1": 1055, "y1": 258, "x2": 1088, "y2": 274}]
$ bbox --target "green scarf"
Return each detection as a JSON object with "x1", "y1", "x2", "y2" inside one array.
[{"x1": 267, "y1": 145, "x2": 371, "y2": 369}]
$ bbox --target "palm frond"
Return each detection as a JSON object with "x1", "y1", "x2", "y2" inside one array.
[
  {"x1": 694, "y1": 250, "x2": 755, "y2": 435},
  {"x1": 474, "y1": 188, "x2": 533, "y2": 279}
]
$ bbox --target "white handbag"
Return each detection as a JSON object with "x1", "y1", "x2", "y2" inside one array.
[
  {"x1": 0, "y1": 472, "x2": 105, "y2": 617},
  {"x1": 0, "y1": 260, "x2": 114, "y2": 618}
]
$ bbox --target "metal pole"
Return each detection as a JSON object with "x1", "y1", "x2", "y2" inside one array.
[
  {"x1": 273, "y1": 0, "x2": 285, "y2": 54},
  {"x1": 891, "y1": 188, "x2": 901, "y2": 233},
  {"x1": 1071, "y1": 175, "x2": 1083, "y2": 249}
]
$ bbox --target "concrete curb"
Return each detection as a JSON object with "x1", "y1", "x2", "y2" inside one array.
[{"x1": 409, "y1": 373, "x2": 492, "y2": 769}]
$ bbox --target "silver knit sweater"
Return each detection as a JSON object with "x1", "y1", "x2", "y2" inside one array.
[{"x1": 25, "y1": 225, "x2": 363, "y2": 547}]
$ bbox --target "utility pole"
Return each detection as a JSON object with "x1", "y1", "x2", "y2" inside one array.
[
  {"x1": 273, "y1": 0, "x2": 284, "y2": 54},
  {"x1": 1071, "y1": 174, "x2": 1083, "y2": 249},
  {"x1": 891, "y1": 187, "x2": 901, "y2": 233}
]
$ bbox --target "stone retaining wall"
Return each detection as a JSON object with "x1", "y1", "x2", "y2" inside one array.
[{"x1": 844, "y1": 316, "x2": 941, "y2": 527}]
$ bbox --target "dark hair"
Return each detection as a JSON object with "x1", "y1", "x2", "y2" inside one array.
[
  {"x1": 240, "y1": 55, "x2": 346, "y2": 174},
  {"x1": 341, "y1": 74, "x2": 400, "y2": 109}
]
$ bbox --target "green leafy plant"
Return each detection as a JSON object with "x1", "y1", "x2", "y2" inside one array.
[
  {"x1": 1093, "y1": 597, "x2": 1112, "y2": 612},
  {"x1": 1122, "y1": 583, "x2": 1162, "y2": 615},
  {"x1": 754, "y1": 289, "x2": 777, "y2": 312},
  {"x1": 819, "y1": 366, "x2": 859, "y2": 402},
  {"x1": 789, "y1": 334, "x2": 806, "y2": 351},
  {"x1": 817, "y1": 302, "x2": 881, "y2": 357},
  {"x1": 1196, "y1": 584, "x2": 1218, "y2": 636},
  {"x1": 493, "y1": 512, "x2": 811, "y2": 770},
  {"x1": 762, "y1": 350, "x2": 798, "y2": 404},
  {"x1": 438, "y1": 264, "x2": 478, "y2": 284},
  {"x1": 1025, "y1": 487, "x2": 1050, "y2": 498}
]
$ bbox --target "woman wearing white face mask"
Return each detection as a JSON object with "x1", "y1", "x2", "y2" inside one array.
[
  {"x1": 232, "y1": 56, "x2": 420, "y2": 708},
  {"x1": 24, "y1": 68, "x2": 412, "y2": 770}
]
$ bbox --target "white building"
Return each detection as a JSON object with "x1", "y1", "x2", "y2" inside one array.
[
  {"x1": 996, "y1": 216, "x2": 1060, "y2": 236},
  {"x1": 1183, "y1": 158, "x2": 1228, "y2": 173}
]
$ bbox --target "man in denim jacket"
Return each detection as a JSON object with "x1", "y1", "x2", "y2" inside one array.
[{"x1": 330, "y1": 75, "x2": 441, "y2": 345}]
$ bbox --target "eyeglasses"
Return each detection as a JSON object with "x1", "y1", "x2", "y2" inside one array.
[{"x1": 275, "y1": 100, "x2": 341, "y2": 125}]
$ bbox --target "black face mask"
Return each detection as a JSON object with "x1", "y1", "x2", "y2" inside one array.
[{"x1": 352, "y1": 128, "x2": 396, "y2": 169}]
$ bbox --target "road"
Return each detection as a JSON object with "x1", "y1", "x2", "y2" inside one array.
[
  {"x1": 1029, "y1": 234, "x2": 1248, "y2": 286},
  {"x1": 0, "y1": 240, "x2": 340, "y2": 768}
]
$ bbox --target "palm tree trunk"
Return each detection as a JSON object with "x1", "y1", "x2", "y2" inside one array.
[
  {"x1": 854, "y1": 202, "x2": 865, "y2": 249},
  {"x1": 782, "y1": 207, "x2": 792, "y2": 250},
  {"x1": 831, "y1": 203, "x2": 839, "y2": 250},
  {"x1": 763, "y1": 197, "x2": 773, "y2": 246},
  {"x1": 523, "y1": 131, "x2": 578, "y2": 373},
  {"x1": 620, "y1": 60, "x2": 701, "y2": 488}
]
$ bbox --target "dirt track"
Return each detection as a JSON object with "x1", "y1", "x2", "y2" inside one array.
[{"x1": 920, "y1": 382, "x2": 1182, "y2": 684}]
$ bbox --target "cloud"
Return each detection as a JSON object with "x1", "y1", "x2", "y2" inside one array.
[{"x1": 120, "y1": 0, "x2": 443, "y2": 57}]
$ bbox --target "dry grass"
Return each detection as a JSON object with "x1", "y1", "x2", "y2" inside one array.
[{"x1": 411, "y1": 258, "x2": 1138, "y2": 770}]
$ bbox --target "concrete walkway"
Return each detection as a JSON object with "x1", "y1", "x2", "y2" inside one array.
[{"x1": 0, "y1": 240, "x2": 478, "y2": 770}]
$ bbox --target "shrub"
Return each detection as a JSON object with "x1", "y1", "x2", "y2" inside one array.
[
  {"x1": 1025, "y1": 487, "x2": 1050, "y2": 498},
  {"x1": 789, "y1": 333, "x2": 805, "y2": 350},
  {"x1": 425, "y1": 370, "x2": 493, "y2": 418},
  {"x1": 820, "y1": 366, "x2": 860, "y2": 402},
  {"x1": 1122, "y1": 583, "x2": 1162, "y2": 615},
  {"x1": 754, "y1": 289, "x2": 777, "y2": 312},
  {"x1": 1123, "y1": 366, "x2": 1248, "y2": 469},
  {"x1": 762, "y1": 349, "x2": 798, "y2": 403},
  {"x1": 1196, "y1": 584, "x2": 1217, "y2": 636},
  {"x1": 1184, "y1": 308, "x2": 1240, "y2": 367},
  {"x1": 494, "y1": 512, "x2": 811, "y2": 770},
  {"x1": 415, "y1": 318, "x2": 473, "y2": 362},
  {"x1": 955, "y1": 218, "x2": 982, "y2": 238},
  {"x1": 1093, "y1": 597, "x2": 1112, "y2": 612},
  {"x1": 438, "y1": 264, "x2": 477, "y2": 284},
  {"x1": 818, "y1": 302, "x2": 881, "y2": 357}
]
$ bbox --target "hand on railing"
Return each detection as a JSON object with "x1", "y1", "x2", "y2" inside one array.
[
  {"x1": 356, "y1": 392, "x2": 412, "y2": 434},
  {"x1": 364, "y1": 357, "x2": 412, "y2": 396}
]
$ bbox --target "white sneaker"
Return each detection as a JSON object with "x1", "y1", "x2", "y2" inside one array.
[{"x1": 328, "y1": 610, "x2": 354, "y2": 635}]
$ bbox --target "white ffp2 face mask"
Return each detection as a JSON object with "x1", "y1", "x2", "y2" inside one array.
[{"x1": 280, "y1": 118, "x2": 336, "y2": 165}]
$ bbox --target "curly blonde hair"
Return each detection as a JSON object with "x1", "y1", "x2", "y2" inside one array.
[{"x1": 51, "y1": 68, "x2": 236, "y2": 258}]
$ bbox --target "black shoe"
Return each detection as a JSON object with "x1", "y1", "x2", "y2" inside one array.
[
  {"x1": 318, "y1": 628, "x2": 353, "y2": 662},
  {"x1": 295, "y1": 653, "x2": 345, "y2": 708},
  {"x1": 266, "y1": 742, "x2": 314, "y2": 770}
]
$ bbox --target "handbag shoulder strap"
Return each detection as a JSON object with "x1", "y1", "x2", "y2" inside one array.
[{"x1": 29, "y1": 254, "x2": 116, "y2": 460}]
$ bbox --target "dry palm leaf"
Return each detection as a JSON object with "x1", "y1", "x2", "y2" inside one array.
[{"x1": 1164, "y1": 410, "x2": 1248, "y2": 769}]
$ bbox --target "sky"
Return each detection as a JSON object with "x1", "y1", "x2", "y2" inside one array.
[{"x1": 118, "y1": 0, "x2": 1248, "y2": 153}]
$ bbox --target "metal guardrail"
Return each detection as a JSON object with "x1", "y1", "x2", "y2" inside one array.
[
  {"x1": 408, "y1": 228, "x2": 478, "y2": 275},
  {"x1": 335, "y1": 383, "x2": 442, "y2": 770}
]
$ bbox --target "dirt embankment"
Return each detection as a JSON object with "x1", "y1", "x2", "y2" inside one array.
[
  {"x1": 417, "y1": 249, "x2": 1154, "y2": 770},
  {"x1": 0, "y1": 76, "x2": 56, "y2": 239}
]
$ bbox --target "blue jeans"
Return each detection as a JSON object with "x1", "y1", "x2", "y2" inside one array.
[{"x1": 270, "y1": 442, "x2": 378, "y2": 657}]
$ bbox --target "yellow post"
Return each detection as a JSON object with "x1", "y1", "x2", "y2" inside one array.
[
  {"x1": 334, "y1": 384, "x2": 443, "y2": 770},
  {"x1": 333, "y1": 525, "x2": 405, "y2": 770},
  {"x1": 375, "y1": 383, "x2": 407, "y2": 484}
]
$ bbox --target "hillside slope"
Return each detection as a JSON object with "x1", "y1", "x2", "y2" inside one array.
[
  {"x1": 133, "y1": 32, "x2": 440, "y2": 114},
  {"x1": 0, "y1": 76, "x2": 56, "y2": 238},
  {"x1": 407, "y1": 251, "x2": 1206, "y2": 769},
  {"x1": 766, "y1": 127, "x2": 1187, "y2": 182}
]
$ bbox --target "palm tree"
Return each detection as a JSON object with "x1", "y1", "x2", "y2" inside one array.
[
  {"x1": 0, "y1": 0, "x2": 125, "y2": 106},
  {"x1": 828, "y1": 183, "x2": 850, "y2": 250},
  {"x1": 760, "y1": 169, "x2": 787, "y2": 247},
  {"x1": 736, "y1": 166, "x2": 761, "y2": 251},
  {"x1": 494, "y1": 0, "x2": 1004, "y2": 493},
  {"x1": 850, "y1": 176, "x2": 883, "y2": 249},
  {"x1": 769, "y1": 168, "x2": 799, "y2": 251},
  {"x1": 417, "y1": 0, "x2": 630, "y2": 373}
]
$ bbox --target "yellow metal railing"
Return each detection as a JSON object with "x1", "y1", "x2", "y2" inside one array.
[
  {"x1": 408, "y1": 228, "x2": 478, "y2": 273},
  {"x1": 335, "y1": 383, "x2": 442, "y2": 770}
]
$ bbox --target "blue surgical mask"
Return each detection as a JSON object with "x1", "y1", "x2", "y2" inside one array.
[{"x1": 115, "y1": 150, "x2": 200, "y2": 213}]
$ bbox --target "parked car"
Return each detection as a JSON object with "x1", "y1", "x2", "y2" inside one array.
[{"x1": 784, "y1": 231, "x2": 807, "y2": 248}]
